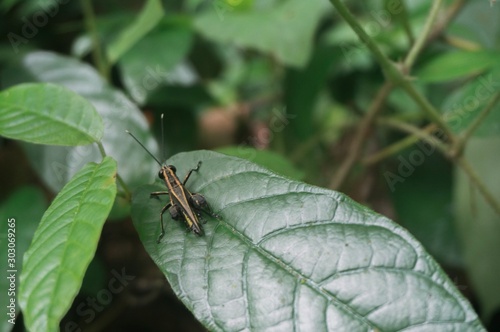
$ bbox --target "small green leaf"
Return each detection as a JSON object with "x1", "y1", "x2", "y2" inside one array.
[
  {"x1": 194, "y1": 0, "x2": 327, "y2": 68},
  {"x1": 19, "y1": 157, "x2": 117, "y2": 332},
  {"x1": 107, "y1": 0, "x2": 165, "y2": 64},
  {"x1": 0, "y1": 83, "x2": 103, "y2": 145},
  {"x1": 417, "y1": 50, "x2": 499, "y2": 83},
  {"x1": 132, "y1": 151, "x2": 484, "y2": 331}
]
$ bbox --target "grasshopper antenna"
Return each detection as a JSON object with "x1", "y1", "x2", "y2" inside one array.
[
  {"x1": 126, "y1": 130, "x2": 162, "y2": 166},
  {"x1": 160, "y1": 113, "x2": 165, "y2": 162}
]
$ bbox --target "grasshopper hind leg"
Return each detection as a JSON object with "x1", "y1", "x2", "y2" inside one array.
[{"x1": 191, "y1": 193, "x2": 221, "y2": 219}]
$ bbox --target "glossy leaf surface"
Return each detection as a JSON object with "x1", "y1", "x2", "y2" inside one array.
[{"x1": 132, "y1": 151, "x2": 484, "y2": 332}]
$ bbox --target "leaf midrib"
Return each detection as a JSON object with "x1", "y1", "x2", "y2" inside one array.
[{"x1": 45, "y1": 163, "x2": 102, "y2": 329}]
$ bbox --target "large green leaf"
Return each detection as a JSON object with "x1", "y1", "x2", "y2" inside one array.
[
  {"x1": 19, "y1": 157, "x2": 117, "y2": 332},
  {"x1": 132, "y1": 151, "x2": 484, "y2": 331},
  {"x1": 0, "y1": 187, "x2": 46, "y2": 332},
  {"x1": 194, "y1": 0, "x2": 327, "y2": 68},
  {"x1": 1, "y1": 51, "x2": 158, "y2": 192},
  {"x1": 0, "y1": 83, "x2": 103, "y2": 145},
  {"x1": 107, "y1": 0, "x2": 165, "y2": 64},
  {"x1": 454, "y1": 137, "x2": 500, "y2": 322}
]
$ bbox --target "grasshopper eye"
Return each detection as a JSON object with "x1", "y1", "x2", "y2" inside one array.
[
  {"x1": 169, "y1": 165, "x2": 177, "y2": 173},
  {"x1": 158, "y1": 171, "x2": 164, "y2": 179}
]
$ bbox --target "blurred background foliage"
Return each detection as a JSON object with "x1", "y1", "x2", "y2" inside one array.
[{"x1": 1, "y1": 0, "x2": 500, "y2": 330}]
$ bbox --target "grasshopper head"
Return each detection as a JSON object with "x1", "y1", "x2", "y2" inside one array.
[{"x1": 158, "y1": 165, "x2": 177, "y2": 179}]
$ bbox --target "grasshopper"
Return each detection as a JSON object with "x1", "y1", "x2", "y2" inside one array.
[{"x1": 126, "y1": 129, "x2": 219, "y2": 243}]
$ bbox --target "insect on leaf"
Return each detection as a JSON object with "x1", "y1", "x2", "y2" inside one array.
[{"x1": 131, "y1": 151, "x2": 485, "y2": 332}]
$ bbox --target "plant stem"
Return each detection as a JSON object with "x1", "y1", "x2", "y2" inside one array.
[
  {"x1": 461, "y1": 91, "x2": 500, "y2": 143},
  {"x1": 378, "y1": 118, "x2": 449, "y2": 154},
  {"x1": 328, "y1": 0, "x2": 397, "y2": 80},
  {"x1": 403, "y1": 0, "x2": 443, "y2": 69},
  {"x1": 398, "y1": 1, "x2": 415, "y2": 45},
  {"x1": 379, "y1": 120, "x2": 500, "y2": 215},
  {"x1": 97, "y1": 142, "x2": 131, "y2": 200},
  {"x1": 456, "y1": 157, "x2": 500, "y2": 215},
  {"x1": 80, "y1": 0, "x2": 109, "y2": 80},
  {"x1": 330, "y1": 82, "x2": 393, "y2": 189},
  {"x1": 363, "y1": 123, "x2": 437, "y2": 165},
  {"x1": 444, "y1": 35, "x2": 482, "y2": 51},
  {"x1": 427, "y1": 0, "x2": 466, "y2": 42},
  {"x1": 328, "y1": 0, "x2": 456, "y2": 140}
]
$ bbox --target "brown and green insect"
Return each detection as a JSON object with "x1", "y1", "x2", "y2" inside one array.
[{"x1": 127, "y1": 130, "x2": 219, "y2": 243}]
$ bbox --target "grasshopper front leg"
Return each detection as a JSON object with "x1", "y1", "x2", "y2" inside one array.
[
  {"x1": 157, "y1": 202, "x2": 172, "y2": 243},
  {"x1": 183, "y1": 161, "x2": 202, "y2": 185},
  {"x1": 150, "y1": 191, "x2": 169, "y2": 199}
]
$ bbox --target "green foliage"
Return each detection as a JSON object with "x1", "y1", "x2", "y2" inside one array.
[
  {"x1": 19, "y1": 157, "x2": 117, "y2": 332},
  {"x1": 2, "y1": 51, "x2": 158, "y2": 192},
  {"x1": 107, "y1": 0, "x2": 165, "y2": 64},
  {"x1": 416, "y1": 50, "x2": 499, "y2": 83},
  {"x1": 442, "y1": 67, "x2": 500, "y2": 137},
  {"x1": 0, "y1": 0, "x2": 499, "y2": 330},
  {"x1": 120, "y1": 19, "x2": 194, "y2": 105},
  {"x1": 194, "y1": 0, "x2": 328, "y2": 67},
  {"x1": 132, "y1": 151, "x2": 483, "y2": 331},
  {"x1": 0, "y1": 83, "x2": 103, "y2": 145},
  {"x1": 217, "y1": 146, "x2": 305, "y2": 180},
  {"x1": 0, "y1": 187, "x2": 46, "y2": 331},
  {"x1": 454, "y1": 137, "x2": 500, "y2": 322}
]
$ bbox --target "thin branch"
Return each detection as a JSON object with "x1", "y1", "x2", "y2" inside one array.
[
  {"x1": 363, "y1": 123, "x2": 437, "y2": 165},
  {"x1": 330, "y1": 82, "x2": 392, "y2": 189},
  {"x1": 456, "y1": 157, "x2": 500, "y2": 215},
  {"x1": 427, "y1": 0, "x2": 467, "y2": 42},
  {"x1": 328, "y1": 0, "x2": 456, "y2": 142},
  {"x1": 398, "y1": 1, "x2": 415, "y2": 45},
  {"x1": 377, "y1": 118, "x2": 450, "y2": 154},
  {"x1": 328, "y1": 0, "x2": 399, "y2": 81},
  {"x1": 461, "y1": 91, "x2": 500, "y2": 143},
  {"x1": 444, "y1": 35, "x2": 482, "y2": 51},
  {"x1": 80, "y1": 0, "x2": 109, "y2": 80},
  {"x1": 97, "y1": 142, "x2": 131, "y2": 201},
  {"x1": 403, "y1": 0, "x2": 443, "y2": 69},
  {"x1": 379, "y1": 119, "x2": 500, "y2": 215}
]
